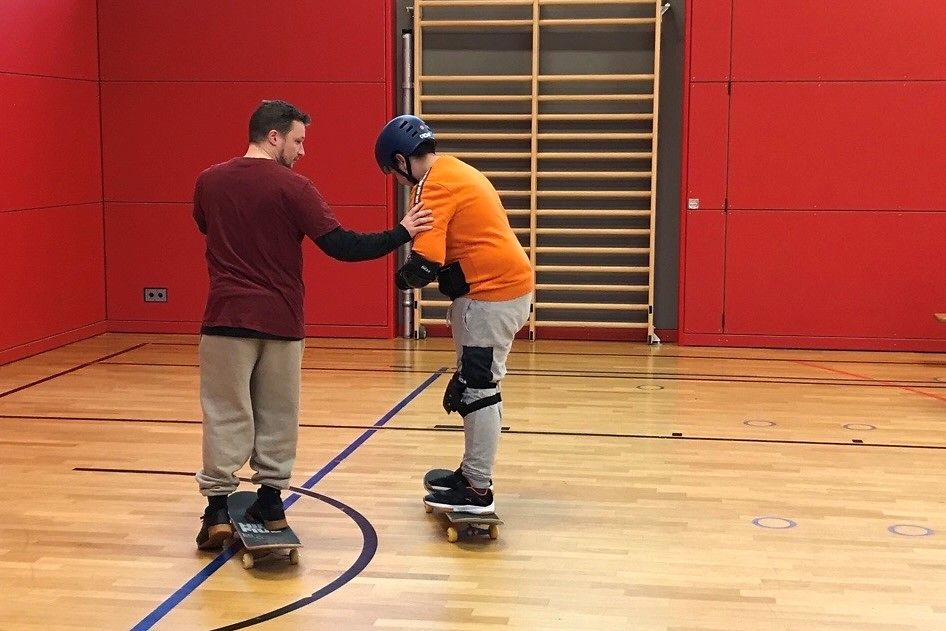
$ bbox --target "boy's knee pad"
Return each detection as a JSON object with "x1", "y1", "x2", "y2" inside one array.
[{"x1": 442, "y1": 371, "x2": 501, "y2": 417}]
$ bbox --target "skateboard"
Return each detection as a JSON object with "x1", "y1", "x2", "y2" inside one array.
[
  {"x1": 423, "y1": 469, "x2": 503, "y2": 543},
  {"x1": 227, "y1": 490, "x2": 302, "y2": 569}
]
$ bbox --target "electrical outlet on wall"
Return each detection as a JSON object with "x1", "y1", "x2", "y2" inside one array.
[{"x1": 143, "y1": 287, "x2": 167, "y2": 302}]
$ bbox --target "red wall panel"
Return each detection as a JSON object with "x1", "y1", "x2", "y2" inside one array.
[
  {"x1": 97, "y1": 0, "x2": 396, "y2": 338},
  {"x1": 732, "y1": 2, "x2": 946, "y2": 81},
  {"x1": 0, "y1": 75, "x2": 102, "y2": 212},
  {"x1": 0, "y1": 0, "x2": 399, "y2": 353},
  {"x1": 0, "y1": 0, "x2": 98, "y2": 79},
  {"x1": 101, "y1": 82, "x2": 388, "y2": 207},
  {"x1": 0, "y1": 1, "x2": 104, "y2": 361},
  {"x1": 104, "y1": 203, "x2": 207, "y2": 322},
  {"x1": 0, "y1": 205, "x2": 105, "y2": 351},
  {"x1": 682, "y1": 211, "x2": 725, "y2": 334},
  {"x1": 724, "y1": 211, "x2": 946, "y2": 340},
  {"x1": 98, "y1": 0, "x2": 385, "y2": 82},
  {"x1": 687, "y1": 0, "x2": 731, "y2": 81},
  {"x1": 304, "y1": 207, "x2": 394, "y2": 328},
  {"x1": 728, "y1": 82, "x2": 946, "y2": 211},
  {"x1": 685, "y1": 82, "x2": 728, "y2": 210},
  {"x1": 681, "y1": 2, "x2": 946, "y2": 349},
  {"x1": 106, "y1": 204, "x2": 394, "y2": 328}
]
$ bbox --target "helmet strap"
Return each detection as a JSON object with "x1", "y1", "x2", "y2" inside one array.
[{"x1": 393, "y1": 153, "x2": 419, "y2": 185}]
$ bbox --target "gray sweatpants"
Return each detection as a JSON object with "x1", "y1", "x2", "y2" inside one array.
[
  {"x1": 195, "y1": 335, "x2": 304, "y2": 496},
  {"x1": 448, "y1": 293, "x2": 531, "y2": 488}
]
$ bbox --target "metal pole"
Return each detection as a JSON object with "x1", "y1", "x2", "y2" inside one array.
[{"x1": 399, "y1": 27, "x2": 414, "y2": 338}]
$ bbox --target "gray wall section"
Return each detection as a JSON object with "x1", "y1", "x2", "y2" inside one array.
[
  {"x1": 654, "y1": 0, "x2": 683, "y2": 331},
  {"x1": 393, "y1": 1, "x2": 683, "y2": 330}
]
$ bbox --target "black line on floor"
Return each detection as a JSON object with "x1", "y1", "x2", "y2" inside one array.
[
  {"x1": 0, "y1": 343, "x2": 148, "y2": 398},
  {"x1": 141, "y1": 340, "x2": 946, "y2": 367},
  {"x1": 10, "y1": 414, "x2": 936, "y2": 451},
  {"x1": 74, "y1": 466, "x2": 192, "y2": 476},
  {"x1": 74, "y1": 468, "x2": 378, "y2": 631},
  {"x1": 92, "y1": 360, "x2": 946, "y2": 389}
]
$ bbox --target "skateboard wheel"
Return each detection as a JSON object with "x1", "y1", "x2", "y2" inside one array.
[
  {"x1": 447, "y1": 526, "x2": 459, "y2": 543},
  {"x1": 424, "y1": 503, "x2": 433, "y2": 514},
  {"x1": 488, "y1": 525, "x2": 499, "y2": 540},
  {"x1": 289, "y1": 549, "x2": 300, "y2": 565},
  {"x1": 242, "y1": 552, "x2": 254, "y2": 570}
]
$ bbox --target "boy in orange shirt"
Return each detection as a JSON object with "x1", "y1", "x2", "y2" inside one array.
[{"x1": 375, "y1": 115, "x2": 533, "y2": 513}]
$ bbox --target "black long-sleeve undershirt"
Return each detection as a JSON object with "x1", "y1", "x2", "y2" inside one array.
[{"x1": 314, "y1": 225, "x2": 411, "y2": 262}]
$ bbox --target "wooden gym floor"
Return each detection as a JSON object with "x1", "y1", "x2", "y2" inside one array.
[{"x1": 2, "y1": 333, "x2": 946, "y2": 630}]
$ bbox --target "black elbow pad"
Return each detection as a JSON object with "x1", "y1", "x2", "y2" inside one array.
[{"x1": 395, "y1": 252, "x2": 440, "y2": 290}]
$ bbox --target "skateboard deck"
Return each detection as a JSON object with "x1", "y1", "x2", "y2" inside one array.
[
  {"x1": 227, "y1": 490, "x2": 301, "y2": 569},
  {"x1": 423, "y1": 470, "x2": 503, "y2": 543}
]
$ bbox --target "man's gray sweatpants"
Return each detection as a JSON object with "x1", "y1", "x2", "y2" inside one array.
[{"x1": 195, "y1": 335, "x2": 304, "y2": 496}]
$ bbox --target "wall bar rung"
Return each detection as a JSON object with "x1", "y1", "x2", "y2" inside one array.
[
  {"x1": 420, "y1": 20, "x2": 534, "y2": 28},
  {"x1": 534, "y1": 302, "x2": 651, "y2": 311}
]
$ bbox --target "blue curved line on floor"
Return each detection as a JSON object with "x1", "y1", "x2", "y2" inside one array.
[{"x1": 129, "y1": 368, "x2": 446, "y2": 631}]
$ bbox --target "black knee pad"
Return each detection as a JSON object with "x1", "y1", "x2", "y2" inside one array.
[
  {"x1": 442, "y1": 371, "x2": 466, "y2": 415},
  {"x1": 442, "y1": 370, "x2": 502, "y2": 417}
]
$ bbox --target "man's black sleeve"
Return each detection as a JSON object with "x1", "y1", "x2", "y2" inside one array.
[{"x1": 314, "y1": 225, "x2": 411, "y2": 262}]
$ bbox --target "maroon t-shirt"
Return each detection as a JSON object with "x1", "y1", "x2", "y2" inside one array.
[{"x1": 193, "y1": 157, "x2": 340, "y2": 339}]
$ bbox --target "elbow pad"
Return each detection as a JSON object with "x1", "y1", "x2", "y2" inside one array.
[{"x1": 395, "y1": 252, "x2": 440, "y2": 290}]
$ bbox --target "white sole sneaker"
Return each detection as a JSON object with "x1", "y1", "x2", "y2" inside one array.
[{"x1": 424, "y1": 499, "x2": 495, "y2": 514}]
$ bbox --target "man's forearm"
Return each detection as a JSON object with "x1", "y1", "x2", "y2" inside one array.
[{"x1": 315, "y1": 225, "x2": 411, "y2": 262}]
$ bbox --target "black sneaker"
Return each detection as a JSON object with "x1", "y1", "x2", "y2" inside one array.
[
  {"x1": 424, "y1": 485, "x2": 495, "y2": 514},
  {"x1": 246, "y1": 497, "x2": 289, "y2": 531},
  {"x1": 196, "y1": 506, "x2": 233, "y2": 550},
  {"x1": 426, "y1": 467, "x2": 493, "y2": 492}
]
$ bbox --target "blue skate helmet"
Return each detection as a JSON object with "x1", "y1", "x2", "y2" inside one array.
[{"x1": 374, "y1": 115, "x2": 435, "y2": 184}]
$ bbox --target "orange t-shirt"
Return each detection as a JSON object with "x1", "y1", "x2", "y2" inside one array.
[{"x1": 410, "y1": 155, "x2": 534, "y2": 302}]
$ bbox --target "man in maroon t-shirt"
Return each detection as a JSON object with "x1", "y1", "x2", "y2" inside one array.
[{"x1": 193, "y1": 100, "x2": 431, "y2": 549}]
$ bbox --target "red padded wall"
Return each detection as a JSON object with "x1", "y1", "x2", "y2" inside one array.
[
  {"x1": 0, "y1": 75, "x2": 102, "y2": 212},
  {"x1": 728, "y1": 82, "x2": 946, "y2": 212},
  {"x1": 98, "y1": 1, "x2": 396, "y2": 337},
  {"x1": 98, "y1": 0, "x2": 385, "y2": 82},
  {"x1": 732, "y1": 2, "x2": 946, "y2": 81},
  {"x1": 724, "y1": 211, "x2": 946, "y2": 340},
  {"x1": 100, "y1": 82, "x2": 388, "y2": 207},
  {"x1": 0, "y1": 0, "x2": 98, "y2": 80},
  {"x1": 0, "y1": 1, "x2": 104, "y2": 363},
  {"x1": 687, "y1": 0, "x2": 731, "y2": 81},
  {"x1": 685, "y1": 82, "x2": 729, "y2": 211},
  {"x1": 104, "y1": 204, "x2": 207, "y2": 323},
  {"x1": 681, "y1": 211, "x2": 725, "y2": 334},
  {"x1": 680, "y1": 0, "x2": 946, "y2": 350},
  {"x1": 303, "y1": 208, "x2": 394, "y2": 328},
  {"x1": 0, "y1": 205, "x2": 105, "y2": 352},
  {"x1": 105, "y1": 204, "x2": 393, "y2": 334}
]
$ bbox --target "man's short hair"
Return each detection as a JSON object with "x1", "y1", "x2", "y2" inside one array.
[{"x1": 248, "y1": 100, "x2": 311, "y2": 143}]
